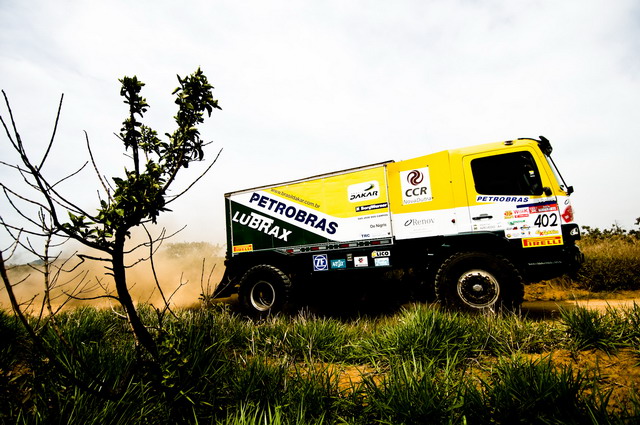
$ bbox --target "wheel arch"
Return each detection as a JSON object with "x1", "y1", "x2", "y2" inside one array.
[{"x1": 430, "y1": 232, "x2": 521, "y2": 270}]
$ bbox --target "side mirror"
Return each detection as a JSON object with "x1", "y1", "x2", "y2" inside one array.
[{"x1": 543, "y1": 187, "x2": 552, "y2": 196}]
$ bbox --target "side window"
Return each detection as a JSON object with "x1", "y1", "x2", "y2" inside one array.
[{"x1": 471, "y1": 151, "x2": 543, "y2": 196}]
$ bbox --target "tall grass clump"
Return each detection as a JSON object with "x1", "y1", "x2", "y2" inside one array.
[
  {"x1": 479, "y1": 313, "x2": 566, "y2": 356},
  {"x1": 561, "y1": 306, "x2": 627, "y2": 353},
  {"x1": 362, "y1": 305, "x2": 479, "y2": 363},
  {"x1": 0, "y1": 310, "x2": 29, "y2": 421},
  {"x1": 217, "y1": 404, "x2": 327, "y2": 425},
  {"x1": 250, "y1": 312, "x2": 358, "y2": 362},
  {"x1": 359, "y1": 356, "x2": 476, "y2": 425},
  {"x1": 623, "y1": 303, "x2": 640, "y2": 344},
  {"x1": 286, "y1": 314, "x2": 356, "y2": 361},
  {"x1": 484, "y1": 356, "x2": 609, "y2": 424},
  {"x1": 223, "y1": 356, "x2": 342, "y2": 423}
]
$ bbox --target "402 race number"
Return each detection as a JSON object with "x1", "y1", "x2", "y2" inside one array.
[{"x1": 533, "y1": 213, "x2": 559, "y2": 227}]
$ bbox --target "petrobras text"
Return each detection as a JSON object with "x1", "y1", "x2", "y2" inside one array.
[
  {"x1": 476, "y1": 195, "x2": 530, "y2": 203},
  {"x1": 249, "y1": 193, "x2": 338, "y2": 235}
]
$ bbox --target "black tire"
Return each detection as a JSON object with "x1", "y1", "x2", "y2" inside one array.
[
  {"x1": 435, "y1": 252, "x2": 524, "y2": 313},
  {"x1": 239, "y1": 265, "x2": 292, "y2": 317}
]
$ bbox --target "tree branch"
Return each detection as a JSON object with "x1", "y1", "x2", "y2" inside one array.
[
  {"x1": 38, "y1": 93, "x2": 64, "y2": 171},
  {"x1": 165, "y1": 147, "x2": 223, "y2": 205}
]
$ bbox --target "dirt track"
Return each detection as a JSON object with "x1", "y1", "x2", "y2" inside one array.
[
  {"x1": 522, "y1": 282, "x2": 640, "y2": 318},
  {"x1": 522, "y1": 298, "x2": 640, "y2": 319}
]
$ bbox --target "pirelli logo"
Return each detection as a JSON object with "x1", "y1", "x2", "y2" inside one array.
[
  {"x1": 233, "y1": 244, "x2": 254, "y2": 253},
  {"x1": 522, "y1": 236, "x2": 563, "y2": 248}
]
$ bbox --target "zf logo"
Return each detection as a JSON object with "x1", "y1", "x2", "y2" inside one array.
[{"x1": 313, "y1": 254, "x2": 328, "y2": 271}]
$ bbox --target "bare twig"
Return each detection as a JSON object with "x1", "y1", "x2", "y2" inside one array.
[
  {"x1": 85, "y1": 131, "x2": 113, "y2": 202},
  {"x1": 166, "y1": 147, "x2": 223, "y2": 205},
  {"x1": 143, "y1": 224, "x2": 178, "y2": 319},
  {"x1": 37, "y1": 93, "x2": 64, "y2": 171}
]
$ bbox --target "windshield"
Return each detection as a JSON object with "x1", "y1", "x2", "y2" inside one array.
[{"x1": 544, "y1": 153, "x2": 573, "y2": 195}]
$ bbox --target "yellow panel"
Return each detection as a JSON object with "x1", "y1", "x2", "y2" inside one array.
[
  {"x1": 268, "y1": 166, "x2": 389, "y2": 218},
  {"x1": 387, "y1": 150, "x2": 455, "y2": 213}
]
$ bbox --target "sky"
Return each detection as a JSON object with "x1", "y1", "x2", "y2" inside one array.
[{"x1": 1, "y1": 0, "x2": 639, "y2": 251}]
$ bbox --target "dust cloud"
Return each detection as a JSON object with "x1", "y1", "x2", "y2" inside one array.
[{"x1": 1, "y1": 242, "x2": 226, "y2": 312}]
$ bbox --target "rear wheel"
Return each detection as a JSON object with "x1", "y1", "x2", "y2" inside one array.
[
  {"x1": 239, "y1": 265, "x2": 292, "y2": 317},
  {"x1": 435, "y1": 252, "x2": 523, "y2": 313}
]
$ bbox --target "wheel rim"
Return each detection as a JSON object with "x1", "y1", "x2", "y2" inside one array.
[
  {"x1": 249, "y1": 280, "x2": 276, "y2": 312},
  {"x1": 456, "y1": 269, "x2": 500, "y2": 309}
]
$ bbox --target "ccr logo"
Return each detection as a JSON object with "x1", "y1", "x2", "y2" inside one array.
[
  {"x1": 400, "y1": 167, "x2": 432, "y2": 205},
  {"x1": 406, "y1": 170, "x2": 424, "y2": 186}
]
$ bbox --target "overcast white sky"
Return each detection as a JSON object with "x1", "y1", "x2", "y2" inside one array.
[{"x1": 1, "y1": 0, "x2": 639, "y2": 249}]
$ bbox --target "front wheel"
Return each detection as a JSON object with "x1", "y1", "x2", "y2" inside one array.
[
  {"x1": 435, "y1": 252, "x2": 523, "y2": 313},
  {"x1": 239, "y1": 265, "x2": 292, "y2": 317}
]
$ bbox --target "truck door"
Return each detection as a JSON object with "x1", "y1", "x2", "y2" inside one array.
[{"x1": 462, "y1": 149, "x2": 563, "y2": 245}]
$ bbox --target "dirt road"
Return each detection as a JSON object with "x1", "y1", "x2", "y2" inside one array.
[{"x1": 522, "y1": 298, "x2": 639, "y2": 319}]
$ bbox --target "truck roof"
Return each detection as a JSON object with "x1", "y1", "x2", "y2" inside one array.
[
  {"x1": 225, "y1": 137, "x2": 546, "y2": 197},
  {"x1": 447, "y1": 138, "x2": 542, "y2": 157},
  {"x1": 225, "y1": 159, "x2": 394, "y2": 197}
]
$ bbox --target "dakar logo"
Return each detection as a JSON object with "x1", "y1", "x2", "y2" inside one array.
[
  {"x1": 406, "y1": 170, "x2": 424, "y2": 186},
  {"x1": 348, "y1": 181, "x2": 380, "y2": 203}
]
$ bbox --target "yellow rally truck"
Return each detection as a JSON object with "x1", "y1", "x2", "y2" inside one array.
[{"x1": 217, "y1": 136, "x2": 582, "y2": 315}]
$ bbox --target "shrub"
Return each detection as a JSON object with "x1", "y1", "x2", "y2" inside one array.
[
  {"x1": 563, "y1": 224, "x2": 640, "y2": 291},
  {"x1": 577, "y1": 240, "x2": 640, "y2": 291}
]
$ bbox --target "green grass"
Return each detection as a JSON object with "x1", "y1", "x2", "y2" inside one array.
[
  {"x1": 484, "y1": 355, "x2": 607, "y2": 424},
  {"x1": 3, "y1": 304, "x2": 640, "y2": 424}
]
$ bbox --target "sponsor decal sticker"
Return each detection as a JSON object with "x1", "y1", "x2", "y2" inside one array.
[
  {"x1": 371, "y1": 250, "x2": 390, "y2": 258},
  {"x1": 248, "y1": 192, "x2": 338, "y2": 235},
  {"x1": 535, "y1": 229, "x2": 561, "y2": 236},
  {"x1": 505, "y1": 203, "x2": 562, "y2": 239},
  {"x1": 404, "y1": 218, "x2": 435, "y2": 227},
  {"x1": 400, "y1": 167, "x2": 432, "y2": 205},
  {"x1": 232, "y1": 244, "x2": 253, "y2": 253},
  {"x1": 330, "y1": 258, "x2": 347, "y2": 269},
  {"x1": 356, "y1": 202, "x2": 388, "y2": 212},
  {"x1": 374, "y1": 257, "x2": 390, "y2": 267},
  {"x1": 504, "y1": 208, "x2": 530, "y2": 220},
  {"x1": 522, "y1": 236, "x2": 563, "y2": 248},
  {"x1": 313, "y1": 254, "x2": 329, "y2": 271},
  {"x1": 232, "y1": 211, "x2": 292, "y2": 241},
  {"x1": 354, "y1": 256, "x2": 369, "y2": 267},
  {"x1": 529, "y1": 204, "x2": 559, "y2": 214},
  {"x1": 269, "y1": 188, "x2": 320, "y2": 209},
  {"x1": 474, "y1": 222, "x2": 501, "y2": 231},
  {"x1": 477, "y1": 195, "x2": 530, "y2": 203},
  {"x1": 348, "y1": 181, "x2": 380, "y2": 202}
]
